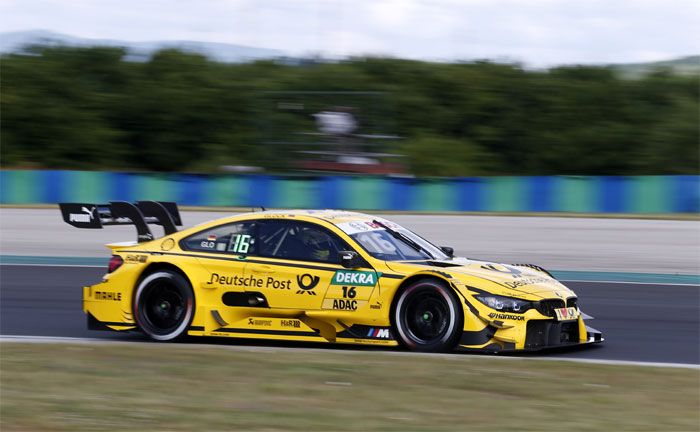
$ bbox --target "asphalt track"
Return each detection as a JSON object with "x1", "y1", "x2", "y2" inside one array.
[
  {"x1": 2, "y1": 208, "x2": 699, "y2": 273},
  {"x1": 1, "y1": 264, "x2": 697, "y2": 365}
]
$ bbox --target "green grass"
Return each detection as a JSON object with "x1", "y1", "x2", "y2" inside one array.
[{"x1": 1, "y1": 343, "x2": 698, "y2": 431}]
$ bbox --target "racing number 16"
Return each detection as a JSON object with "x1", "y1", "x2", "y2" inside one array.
[
  {"x1": 341, "y1": 286, "x2": 357, "y2": 298},
  {"x1": 230, "y1": 234, "x2": 251, "y2": 253}
]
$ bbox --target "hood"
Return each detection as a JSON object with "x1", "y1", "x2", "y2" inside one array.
[{"x1": 386, "y1": 258, "x2": 575, "y2": 299}]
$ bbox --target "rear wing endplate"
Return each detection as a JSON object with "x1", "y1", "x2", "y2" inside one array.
[{"x1": 59, "y1": 201, "x2": 182, "y2": 243}]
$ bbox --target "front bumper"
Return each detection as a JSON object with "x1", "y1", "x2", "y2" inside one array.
[
  {"x1": 524, "y1": 321, "x2": 603, "y2": 350},
  {"x1": 458, "y1": 319, "x2": 603, "y2": 353},
  {"x1": 83, "y1": 282, "x2": 137, "y2": 331}
]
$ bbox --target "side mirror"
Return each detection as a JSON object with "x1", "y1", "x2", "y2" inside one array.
[
  {"x1": 440, "y1": 246, "x2": 454, "y2": 257},
  {"x1": 339, "y1": 250, "x2": 363, "y2": 268}
]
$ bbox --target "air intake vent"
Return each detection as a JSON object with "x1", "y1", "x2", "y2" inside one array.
[{"x1": 536, "y1": 299, "x2": 565, "y2": 317}]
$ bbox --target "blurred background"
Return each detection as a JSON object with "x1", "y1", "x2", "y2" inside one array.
[
  {"x1": 1, "y1": 3, "x2": 699, "y2": 431},
  {"x1": 0, "y1": 1, "x2": 698, "y2": 192}
]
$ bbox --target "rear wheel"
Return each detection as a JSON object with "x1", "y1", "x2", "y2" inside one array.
[
  {"x1": 134, "y1": 270, "x2": 194, "y2": 341},
  {"x1": 393, "y1": 279, "x2": 463, "y2": 352}
]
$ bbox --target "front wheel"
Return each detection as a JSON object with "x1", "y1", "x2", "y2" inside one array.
[
  {"x1": 393, "y1": 279, "x2": 464, "y2": 352},
  {"x1": 134, "y1": 270, "x2": 194, "y2": 341}
]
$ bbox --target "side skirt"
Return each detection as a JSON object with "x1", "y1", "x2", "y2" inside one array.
[
  {"x1": 187, "y1": 324, "x2": 399, "y2": 346},
  {"x1": 87, "y1": 312, "x2": 136, "y2": 331}
]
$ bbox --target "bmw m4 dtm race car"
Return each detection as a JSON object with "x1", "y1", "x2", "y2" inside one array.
[{"x1": 59, "y1": 201, "x2": 603, "y2": 353}]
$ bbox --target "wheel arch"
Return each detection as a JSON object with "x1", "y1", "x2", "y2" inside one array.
[
  {"x1": 133, "y1": 262, "x2": 194, "y2": 305},
  {"x1": 132, "y1": 261, "x2": 196, "y2": 341},
  {"x1": 389, "y1": 271, "x2": 466, "y2": 352},
  {"x1": 389, "y1": 272, "x2": 458, "y2": 328}
]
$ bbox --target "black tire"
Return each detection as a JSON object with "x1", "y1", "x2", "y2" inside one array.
[
  {"x1": 133, "y1": 270, "x2": 195, "y2": 341},
  {"x1": 392, "y1": 278, "x2": 464, "y2": 352}
]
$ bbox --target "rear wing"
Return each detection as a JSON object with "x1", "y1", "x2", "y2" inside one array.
[{"x1": 59, "y1": 201, "x2": 182, "y2": 243}]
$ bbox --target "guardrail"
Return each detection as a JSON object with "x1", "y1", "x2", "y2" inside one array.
[{"x1": 1, "y1": 170, "x2": 698, "y2": 213}]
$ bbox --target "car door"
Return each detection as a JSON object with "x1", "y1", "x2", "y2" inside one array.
[
  {"x1": 180, "y1": 221, "x2": 257, "y2": 295},
  {"x1": 253, "y1": 219, "x2": 379, "y2": 312}
]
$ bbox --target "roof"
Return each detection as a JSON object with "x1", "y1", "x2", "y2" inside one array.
[
  {"x1": 241, "y1": 209, "x2": 375, "y2": 224},
  {"x1": 184, "y1": 209, "x2": 386, "y2": 235}
]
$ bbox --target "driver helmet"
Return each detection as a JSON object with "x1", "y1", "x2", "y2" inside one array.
[{"x1": 301, "y1": 229, "x2": 330, "y2": 260}]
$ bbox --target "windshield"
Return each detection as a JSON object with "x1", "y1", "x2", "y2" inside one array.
[{"x1": 337, "y1": 219, "x2": 449, "y2": 261}]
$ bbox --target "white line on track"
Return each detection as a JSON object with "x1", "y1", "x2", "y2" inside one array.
[{"x1": 2, "y1": 335, "x2": 698, "y2": 369}]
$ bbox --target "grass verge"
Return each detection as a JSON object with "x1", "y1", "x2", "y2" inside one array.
[{"x1": 1, "y1": 343, "x2": 698, "y2": 431}]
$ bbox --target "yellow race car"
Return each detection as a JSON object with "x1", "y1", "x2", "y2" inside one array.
[{"x1": 59, "y1": 201, "x2": 603, "y2": 352}]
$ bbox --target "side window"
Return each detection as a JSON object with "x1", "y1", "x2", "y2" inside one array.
[
  {"x1": 353, "y1": 230, "x2": 425, "y2": 260},
  {"x1": 258, "y1": 220, "x2": 349, "y2": 263},
  {"x1": 181, "y1": 222, "x2": 256, "y2": 255}
]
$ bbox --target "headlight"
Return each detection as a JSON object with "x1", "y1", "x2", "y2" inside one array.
[{"x1": 475, "y1": 294, "x2": 534, "y2": 313}]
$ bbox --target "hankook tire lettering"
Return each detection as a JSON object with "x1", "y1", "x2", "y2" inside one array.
[{"x1": 488, "y1": 312, "x2": 525, "y2": 321}]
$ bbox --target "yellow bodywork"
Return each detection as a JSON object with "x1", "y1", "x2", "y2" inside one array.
[{"x1": 83, "y1": 210, "x2": 599, "y2": 351}]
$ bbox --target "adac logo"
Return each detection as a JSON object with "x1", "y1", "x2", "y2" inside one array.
[{"x1": 296, "y1": 274, "x2": 320, "y2": 295}]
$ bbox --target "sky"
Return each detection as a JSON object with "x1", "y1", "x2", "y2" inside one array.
[{"x1": 1, "y1": 0, "x2": 699, "y2": 67}]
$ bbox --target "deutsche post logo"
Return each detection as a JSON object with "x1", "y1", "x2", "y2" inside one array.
[{"x1": 296, "y1": 274, "x2": 320, "y2": 295}]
